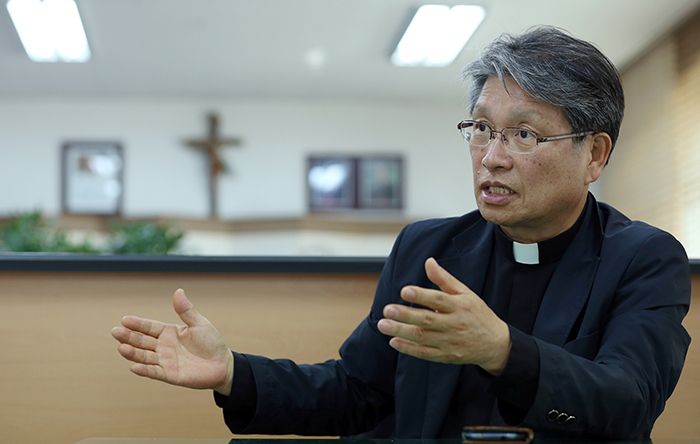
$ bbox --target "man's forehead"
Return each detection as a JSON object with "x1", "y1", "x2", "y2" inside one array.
[{"x1": 472, "y1": 77, "x2": 564, "y2": 123}]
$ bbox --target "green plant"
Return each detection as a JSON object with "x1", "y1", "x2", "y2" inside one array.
[
  {"x1": 0, "y1": 211, "x2": 184, "y2": 255},
  {"x1": 0, "y1": 211, "x2": 99, "y2": 253},
  {"x1": 108, "y1": 221, "x2": 184, "y2": 255}
]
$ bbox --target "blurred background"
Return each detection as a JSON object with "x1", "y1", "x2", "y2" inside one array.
[
  {"x1": 2, "y1": 4, "x2": 700, "y2": 443},
  {"x1": 1, "y1": 0, "x2": 699, "y2": 257}
]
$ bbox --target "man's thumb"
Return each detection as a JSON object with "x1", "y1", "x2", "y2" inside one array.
[{"x1": 173, "y1": 288, "x2": 206, "y2": 327}]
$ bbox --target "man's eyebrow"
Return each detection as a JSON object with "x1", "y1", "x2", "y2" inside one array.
[
  {"x1": 471, "y1": 104, "x2": 491, "y2": 118},
  {"x1": 471, "y1": 105, "x2": 544, "y2": 124}
]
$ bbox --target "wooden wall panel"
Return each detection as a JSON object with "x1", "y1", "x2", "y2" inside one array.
[
  {"x1": 0, "y1": 272, "x2": 377, "y2": 444},
  {"x1": 0, "y1": 271, "x2": 697, "y2": 443}
]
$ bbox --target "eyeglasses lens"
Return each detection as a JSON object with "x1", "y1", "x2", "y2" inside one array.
[{"x1": 460, "y1": 121, "x2": 538, "y2": 153}]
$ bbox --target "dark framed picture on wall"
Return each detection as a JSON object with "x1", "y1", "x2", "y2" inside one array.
[
  {"x1": 61, "y1": 142, "x2": 124, "y2": 215},
  {"x1": 358, "y1": 156, "x2": 403, "y2": 210},
  {"x1": 307, "y1": 156, "x2": 356, "y2": 211},
  {"x1": 307, "y1": 155, "x2": 403, "y2": 212}
]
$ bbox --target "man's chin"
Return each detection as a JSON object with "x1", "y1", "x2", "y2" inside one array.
[
  {"x1": 476, "y1": 202, "x2": 513, "y2": 226},
  {"x1": 477, "y1": 206, "x2": 529, "y2": 237}
]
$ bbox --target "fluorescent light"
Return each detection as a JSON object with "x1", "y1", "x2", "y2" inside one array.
[
  {"x1": 391, "y1": 4, "x2": 485, "y2": 67},
  {"x1": 6, "y1": 0, "x2": 91, "y2": 62}
]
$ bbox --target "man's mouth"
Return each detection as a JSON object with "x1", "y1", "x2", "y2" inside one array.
[{"x1": 488, "y1": 186, "x2": 514, "y2": 195}]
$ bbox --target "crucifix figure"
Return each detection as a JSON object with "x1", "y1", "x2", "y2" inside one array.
[{"x1": 186, "y1": 112, "x2": 242, "y2": 219}]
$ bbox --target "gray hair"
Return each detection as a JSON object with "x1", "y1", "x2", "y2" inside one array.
[{"x1": 462, "y1": 26, "x2": 625, "y2": 152}]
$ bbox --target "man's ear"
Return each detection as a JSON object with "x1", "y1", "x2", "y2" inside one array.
[{"x1": 585, "y1": 132, "x2": 613, "y2": 185}]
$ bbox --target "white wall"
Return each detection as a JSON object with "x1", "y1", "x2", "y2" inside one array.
[{"x1": 0, "y1": 95, "x2": 477, "y2": 222}]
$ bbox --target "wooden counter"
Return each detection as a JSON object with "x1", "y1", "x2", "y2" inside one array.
[{"x1": 0, "y1": 255, "x2": 697, "y2": 444}]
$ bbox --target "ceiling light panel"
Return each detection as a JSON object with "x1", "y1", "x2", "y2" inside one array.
[
  {"x1": 392, "y1": 4, "x2": 485, "y2": 67},
  {"x1": 7, "y1": 0, "x2": 91, "y2": 62}
]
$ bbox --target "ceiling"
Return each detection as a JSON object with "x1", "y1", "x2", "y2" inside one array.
[{"x1": 1, "y1": 0, "x2": 699, "y2": 102}]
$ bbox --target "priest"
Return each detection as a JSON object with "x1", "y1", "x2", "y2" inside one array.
[{"x1": 112, "y1": 26, "x2": 691, "y2": 440}]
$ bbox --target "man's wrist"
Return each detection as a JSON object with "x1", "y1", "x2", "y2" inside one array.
[
  {"x1": 214, "y1": 350, "x2": 235, "y2": 396},
  {"x1": 481, "y1": 321, "x2": 512, "y2": 376}
]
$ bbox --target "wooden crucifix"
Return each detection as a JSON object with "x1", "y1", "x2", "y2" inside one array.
[{"x1": 186, "y1": 112, "x2": 242, "y2": 219}]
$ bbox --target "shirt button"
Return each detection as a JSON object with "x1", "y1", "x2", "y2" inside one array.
[
  {"x1": 565, "y1": 415, "x2": 576, "y2": 425},
  {"x1": 547, "y1": 410, "x2": 559, "y2": 421},
  {"x1": 557, "y1": 413, "x2": 569, "y2": 424}
]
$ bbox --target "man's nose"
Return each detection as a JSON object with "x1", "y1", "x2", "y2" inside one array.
[{"x1": 481, "y1": 133, "x2": 513, "y2": 170}]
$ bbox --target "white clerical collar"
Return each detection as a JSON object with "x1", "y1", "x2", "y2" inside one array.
[{"x1": 513, "y1": 241, "x2": 539, "y2": 265}]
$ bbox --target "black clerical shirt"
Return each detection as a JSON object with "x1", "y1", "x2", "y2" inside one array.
[{"x1": 439, "y1": 204, "x2": 586, "y2": 436}]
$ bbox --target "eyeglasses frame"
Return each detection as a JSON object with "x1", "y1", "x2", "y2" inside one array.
[{"x1": 457, "y1": 119, "x2": 595, "y2": 154}]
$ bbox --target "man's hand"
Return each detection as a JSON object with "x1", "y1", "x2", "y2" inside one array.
[
  {"x1": 111, "y1": 289, "x2": 234, "y2": 395},
  {"x1": 377, "y1": 258, "x2": 512, "y2": 375}
]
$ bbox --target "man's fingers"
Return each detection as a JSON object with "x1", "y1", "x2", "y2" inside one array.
[
  {"x1": 120, "y1": 315, "x2": 166, "y2": 338},
  {"x1": 117, "y1": 342, "x2": 160, "y2": 365},
  {"x1": 111, "y1": 326, "x2": 129, "y2": 342},
  {"x1": 173, "y1": 289, "x2": 207, "y2": 328},
  {"x1": 400, "y1": 286, "x2": 455, "y2": 313},
  {"x1": 130, "y1": 363, "x2": 167, "y2": 382},
  {"x1": 378, "y1": 318, "x2": 439, "y2": 345},
  {"x1": 424, "y1": 257, "x2": 470, "y2": 295},
  {"x1": 395, "y1": 258, "x2": 474, "y2": 313},
  {"x1": 111, "y1": 326, "x2": 158, "y2": 351},
  {"x1": 383, "y1": 302, "x2": 447, "y2": 331}
]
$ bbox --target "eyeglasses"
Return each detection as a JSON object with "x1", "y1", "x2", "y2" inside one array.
[{"x1": 457, "y1": 120, "x2": 594, "y2": 154}]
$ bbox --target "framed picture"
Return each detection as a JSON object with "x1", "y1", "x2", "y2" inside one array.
[
  {"x1": 307, "y1": 156, "x2": 356, "y2": 211},
  {"x1": 307, "y1": 155, "x2": 403, "y2": 212},
  {"x1": 358, "y1": 156, "x2": 403, "y2": 210},
  {"x1": 61, "y1": 142, "x2": 124, "y2": 215}
]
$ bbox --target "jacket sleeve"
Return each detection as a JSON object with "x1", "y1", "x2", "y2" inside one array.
[
  {"x1": 215, "y1": 226, "x2": 411, "y2": 436},
  {"x1": 519, "y1": 230, "x2": 691, "y2": 440}
]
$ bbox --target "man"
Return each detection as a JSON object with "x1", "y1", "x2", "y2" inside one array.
[{"x1": 112, "y1": 26, "x2": 691, "y2": 440}]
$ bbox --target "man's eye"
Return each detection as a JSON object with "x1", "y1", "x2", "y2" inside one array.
[
  {"x1": 476, "y1": 123, "x2": 489, "y2": 132},
  {"x1": 517, "y1": 129, "x2": 533, "y2": 139}
]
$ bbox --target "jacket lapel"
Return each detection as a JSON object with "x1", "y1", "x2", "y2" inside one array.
[
  {"x1": 532, "y1": 197, "x2": 603, "y2": 345},
  {"x1": 420, "y1": 220, "x2": 494, "y2": 437},
  {"x1": 415, "y1": 195, "x2": 604, "y2": 436}
]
